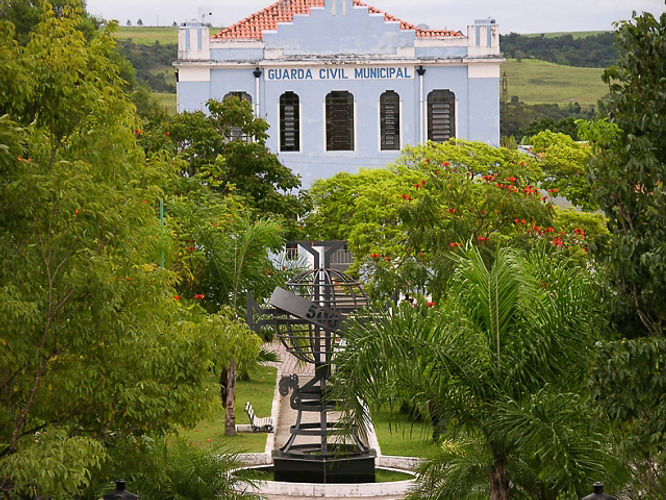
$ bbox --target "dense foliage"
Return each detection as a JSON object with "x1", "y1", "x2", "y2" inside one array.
[
  {"x1": 0, "y1": 6, "x2": 268, "y2": 497},
  {"x1": 586, "y1": 11, "x2": 666, "y2": 339},
  {"x1": 336, "y1": 248, "x2": 619, "y2": 499},
  {"x1": 501, "y1": 97, "x2": 596, "y2": 140},
  {"x1": 305, "y1": 140, "x2": 608, "y2": 302},
  {"x1": 501, "y1": 32, "x2": 616, "y2": 68},
  {"x1": 116, "y1": 38, "x2": 176, "y2": 92},
  {"x1": 138, "y1": 96, "x2": 310, "y2": 240},
  {"x1": 584, "y1": 10, "x2": 666, "y2": 497}
]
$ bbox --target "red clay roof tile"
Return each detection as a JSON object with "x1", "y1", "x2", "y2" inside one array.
[{"x1": 212, "y1": 0, "x2": 463, "y2": 40}]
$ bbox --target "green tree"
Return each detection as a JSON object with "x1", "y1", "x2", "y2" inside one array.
[
  {"x1": 305, "y1": 140, "x2": 605, "y2": 302},
  {"x1": 0, "y1": 10, "x2": 253, "y2": 497},
  {"x1": 586, "y1": 10, "x2": 666, "y2": 338},
  {"x1": 166, "y1": 97, "x2": 311, "y2": 239},
  {"x1": 528, "y1": 129, "x2": 596, "y2": 209},
  {"x1": 583, "y1": 10, "x2": 666, "y2": 496},
  {"x1": 0, "y1": 0, "x2": 100, "y2": 45},
  {"x1": 336, "y1": 248, "x2": 618, "y2": 499},
  {"x1": 163, "y1": 180, "x2": 284, "y2": 436}
]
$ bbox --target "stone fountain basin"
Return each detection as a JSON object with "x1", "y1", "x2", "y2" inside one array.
[{"x1": 233, "y1": 455, "x2": 420, "y2": 498}]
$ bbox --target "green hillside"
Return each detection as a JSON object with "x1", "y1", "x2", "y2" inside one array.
[
  {"x1": 114, "y1": 26, "x2": 224, "y2": 45},
  {"x1": 114, "y1": 26, "x2": 178, "y2": 45},
  {"x1": 522, "y1": 30, "x2": 610, "y2": 39},
  {"x1": 502, "y1": 58, "x2": 608, "y2": 106}
]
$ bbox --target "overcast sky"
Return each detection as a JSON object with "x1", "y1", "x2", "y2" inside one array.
[{"x1": 86, "y1": 0, "x2": 665, "y2": 34}]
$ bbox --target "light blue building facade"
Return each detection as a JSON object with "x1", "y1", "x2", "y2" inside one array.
[{"x1": 175, "y1": 0, "x2": 502, "y2": 186}]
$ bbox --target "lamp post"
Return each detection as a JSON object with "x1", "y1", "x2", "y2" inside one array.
[
  {"x1": 581, "y1": 482, "x2": 617, "y2": 500},
  {"x1": 102, "y1": 480, "x2": 138, "y2": 500}
]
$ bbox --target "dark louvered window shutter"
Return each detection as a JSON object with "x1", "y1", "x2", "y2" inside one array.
[
  {"x1": 427, "y1": 90, "x2": 455, "y2": 142},
  {"x1": 380, "y1": 90, "x2": 400, "y2": 150},
  {"x1": 280, "y1": 92, "x2": 300, "y2": 151},
  {"x1": 326, "y1": 91, "x2": 354, "y2": 151}
]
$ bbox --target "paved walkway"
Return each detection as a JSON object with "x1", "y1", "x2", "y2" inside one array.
[{"x1": 258, "y1": 341, "x2": 406, "y2": 500}]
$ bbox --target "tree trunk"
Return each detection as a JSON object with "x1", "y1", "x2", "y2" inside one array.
[
  {"x1": 489, "y1": 454, "x2": 510, "y2": 500},
  {"x1": 428, "y1": 400, "x2": 442, "y2": 441},
  {"x1": 224, "y1": 359, "x2": 237, "y2": 436},
  {"x1": 222, "y1": 359, "x2": 237, "y2": 436}
]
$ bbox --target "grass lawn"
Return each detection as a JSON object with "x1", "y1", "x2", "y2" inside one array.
[
  {"x1": 372, "y1": 409, "x2": 441, "y2": 459},
  {"x1": 177, "y1": 364, "x2": 277, "y2": 453},
  {"x1": 502, "y1": 58, "x2": 608, "y2": 107},
  {"x1": 152, "y1": 92, "x2": 177, "y2": 114}
]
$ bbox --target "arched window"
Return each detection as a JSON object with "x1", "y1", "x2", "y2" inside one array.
[
  {"x1": 427, "y1": 90, "x2": 455, "y2": 142},
  {"x1": 224, "y1": 91, "x2": 252, "y2": 141},
  {"x1": 326, "y1": 91, "x2": 354, "y2": 151},
  {"x1": 380, "y1": 90, "x2": 400, "y2": 150},
  {"x1": 224, "y1": 91, "x2": 252, "y2": 103},
  {"x1": 279, "y1": 92, "x2": 300, "y2": 152}
]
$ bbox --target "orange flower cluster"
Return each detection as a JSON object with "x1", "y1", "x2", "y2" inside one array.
[
  {"x1": 495, "y1": 182, "x2": 519, "y2": 193},
  {"x1": 521, "y1": 185, "x2": 540, "y2": 196},
  {"x1": 194, "y1": 294, "x2": 205, "y2": 299}
]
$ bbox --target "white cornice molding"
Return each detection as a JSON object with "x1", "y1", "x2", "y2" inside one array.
[{"x1": 174, "y1": 56, "x2": 505, "y2": 70}]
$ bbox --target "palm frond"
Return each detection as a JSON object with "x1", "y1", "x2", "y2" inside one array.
[{"x1": 406, "y1": 436, "x2": 490, "y2": 499}]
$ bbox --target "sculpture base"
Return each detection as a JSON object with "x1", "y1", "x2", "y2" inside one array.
[{"x1": 272, "y1": 449, "x2": 376, "y2": 483}]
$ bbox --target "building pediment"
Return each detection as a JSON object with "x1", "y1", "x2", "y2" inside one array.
[{"x1": 211, "y1": 0, "x2": 463, "y2": 58}]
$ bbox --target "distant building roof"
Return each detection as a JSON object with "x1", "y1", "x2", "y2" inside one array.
[{"x1": 212, "y1": 0, "x2": 463, "y2": 40}]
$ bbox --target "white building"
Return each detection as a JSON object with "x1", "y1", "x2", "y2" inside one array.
[{"x1": 175, "y1": 0, "x2": 503, "y2": 185}]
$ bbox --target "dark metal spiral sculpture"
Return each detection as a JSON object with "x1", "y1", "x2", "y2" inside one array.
[{"x1": 250, "y1": 267, "x2": 375, "y2": 483}]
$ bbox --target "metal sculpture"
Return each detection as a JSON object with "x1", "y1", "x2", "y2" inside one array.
[{"x1": 249, "y1": 267, "x2": 375, "y2": 483}]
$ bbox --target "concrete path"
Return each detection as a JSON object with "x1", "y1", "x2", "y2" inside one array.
[
  {"x1": 272, "y1": 343, "x2": 316, "y2": 452},
  {"x1": 255, "y1": 341, "x2": 407, "y2": 500}
]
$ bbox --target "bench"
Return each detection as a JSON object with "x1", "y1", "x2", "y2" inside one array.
[{"x1": 244, "y1": 401, "x2": 273, "y2": 433}]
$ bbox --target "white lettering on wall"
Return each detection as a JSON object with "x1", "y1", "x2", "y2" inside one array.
[{"x1": 266, "y1": 66, "x2": 413, "y2": 81}]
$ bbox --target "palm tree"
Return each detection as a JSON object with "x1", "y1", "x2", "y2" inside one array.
[
  {"x1": 202, "y1": 217, "x2": 283, "y2": 435},
  {"x1": 335, "y1": 247, "x2": 614, "y2": 499}
]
